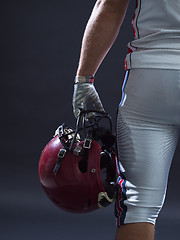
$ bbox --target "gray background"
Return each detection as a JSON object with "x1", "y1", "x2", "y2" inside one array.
[{"x1": 1, "y1": 0, "x2": 180, "y2": 239}]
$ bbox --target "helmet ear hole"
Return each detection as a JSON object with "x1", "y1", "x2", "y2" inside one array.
[{"x1": 78, "y1": 159, "x2": 88, "y2": 173}]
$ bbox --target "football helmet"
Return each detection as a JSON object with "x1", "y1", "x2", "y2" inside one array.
[{"x1": 38, "y1": 111, "x2": 117, "y2": 213}]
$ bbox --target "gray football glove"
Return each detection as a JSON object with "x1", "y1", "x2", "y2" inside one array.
[{"x1": 72, "y1": 76, "x2": 105, "y2": 118}]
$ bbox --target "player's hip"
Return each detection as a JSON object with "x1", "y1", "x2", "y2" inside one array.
[{"x1": 119, "y1": 68, "x2": 180, "y2": 126}]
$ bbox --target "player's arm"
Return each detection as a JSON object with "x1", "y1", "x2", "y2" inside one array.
[
  {"x1": 73, "y1": 0, "x2": 130, "y2": 118},
  {"x1": 77, "y1": 0, "x2": 130, "y2": 76}
]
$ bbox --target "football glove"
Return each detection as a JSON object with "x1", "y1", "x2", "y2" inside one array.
[{"x1": 72, "y1": 76, "x2": 105, "y2": 118}]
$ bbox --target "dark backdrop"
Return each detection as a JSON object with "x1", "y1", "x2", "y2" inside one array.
[{"x1": 1, "y1": 0, "x2": 180, "y2": 239}]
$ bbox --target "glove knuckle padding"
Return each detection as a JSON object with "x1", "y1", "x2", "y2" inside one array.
[{"x1": 73, "y1": 83, "x2": 104, "y2": 117}]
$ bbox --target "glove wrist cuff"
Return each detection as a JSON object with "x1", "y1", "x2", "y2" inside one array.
[{"x1": 74, "y1": 75, "x2": 94, "y2": 84}]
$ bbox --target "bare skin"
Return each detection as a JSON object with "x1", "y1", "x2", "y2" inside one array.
[
  {"x1": 76, "y1": 0, "x2": 155, "y2": 239},
  {"x1": 77, "y1": 0, "x2": 129, "y2": 76},
  {"x1": 116, "y1": 223, "x2": 155, "y2": 240}
]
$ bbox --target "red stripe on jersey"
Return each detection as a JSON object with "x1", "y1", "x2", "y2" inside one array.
[{"x1": 132, "y1": 0, "x2": 139, "y2": 37}]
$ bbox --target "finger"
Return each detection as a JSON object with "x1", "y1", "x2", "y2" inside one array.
[
  {"x1": 89, "y1": 90, "x2": 105, "y2": 113},
  {"x1": 73, "y1": 100, "x2": 87, "y2": 118},
  {"x1": 85, "y1": 112, "x2": 95, "y2": 121},
  {"x1": 73, "y1": 108, "x2": 81, "y2": 119},
  {"x1": 93, "y1": 98, "x2": 105, "y2": 113},
  {"x1": 72, "y1": 88, "x2": 85, "y2": 118}
]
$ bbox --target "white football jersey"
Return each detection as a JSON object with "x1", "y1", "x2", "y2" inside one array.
[{"x1": 125, "y1": 0, "x2": 180, "y2": 69}]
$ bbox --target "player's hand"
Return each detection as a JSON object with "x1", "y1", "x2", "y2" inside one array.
[{"x1": 72, "y1": 76, "x2": 105, "y2": 119}]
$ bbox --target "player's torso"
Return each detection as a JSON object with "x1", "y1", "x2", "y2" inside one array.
[{"x1": 125, "y1": 0, "x2": 180, "y2": 69}]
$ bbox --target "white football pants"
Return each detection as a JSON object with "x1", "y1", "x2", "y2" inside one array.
[{"x1": 115, "y1": 69, "x2": 180, "y2": 226}]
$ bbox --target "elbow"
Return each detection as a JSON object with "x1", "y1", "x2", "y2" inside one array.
[{"x1": 95, "y1": 0, "x2": 129, "y2": 14}]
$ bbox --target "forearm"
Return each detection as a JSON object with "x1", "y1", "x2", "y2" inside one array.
[{"x1": 76, "y1": 0, "x2": 129, "y2": 76}]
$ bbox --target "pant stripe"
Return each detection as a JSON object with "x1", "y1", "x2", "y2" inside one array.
[
  {"x1": 119, "y1": 70, "x2": 129, "y2": 107},
  {"x1": 115, "y1": 175, "x2": 127, "y2": 226}
]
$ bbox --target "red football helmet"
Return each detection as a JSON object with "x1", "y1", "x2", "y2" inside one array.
[{"x1": 39, "y1": 111, "x2": 117, "y2": 213}]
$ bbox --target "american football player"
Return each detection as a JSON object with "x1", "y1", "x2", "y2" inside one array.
[{"x1": 72, "y1": 0, "x2": 180, "y2": 240}]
